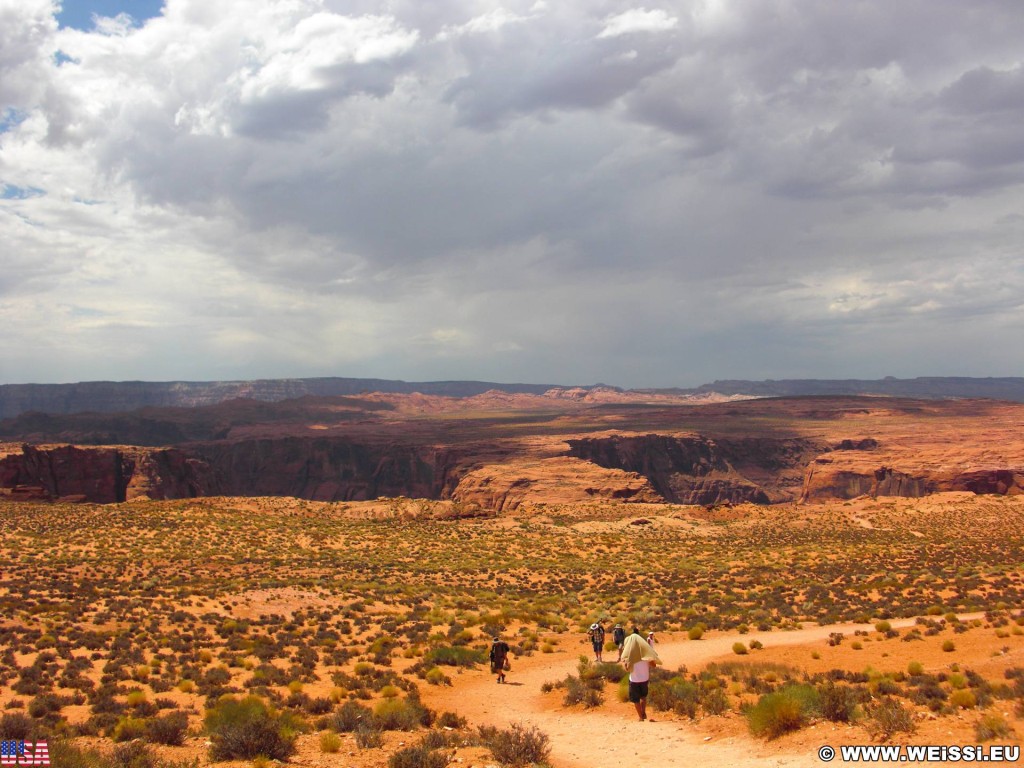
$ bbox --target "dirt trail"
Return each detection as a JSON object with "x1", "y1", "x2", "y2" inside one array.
[{"x1": 422, "y1": 617, "x2": 964, "y2": 768}]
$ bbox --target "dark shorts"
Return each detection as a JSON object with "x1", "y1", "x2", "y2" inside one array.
[
  {"x1": 628, "y1": 681, "x2": 649, "y2": 703},
  {"x1": 591, "y1": 640, "x2": 603, "y2": 652}
]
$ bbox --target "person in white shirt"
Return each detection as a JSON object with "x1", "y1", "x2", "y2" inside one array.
[{"x1": 620, "y1": 628, "x2": 661, "y2": 721}]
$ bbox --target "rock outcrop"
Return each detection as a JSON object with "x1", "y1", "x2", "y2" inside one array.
[
  {"x1": 800, "y1": 455, "x2": 1024, "y2": 503},
  {"x1": 565, "y1": 434, "x2": 808, "y2": 505},
  {"x1": 0, "y1": 444, "x2": 215, "y2": 502},
  {"x1": 188, "y1": 438, "x2": 467, "y2": 502},
  {"x1": 451, "y1": 457, "x2": 663, "y2": 511}
]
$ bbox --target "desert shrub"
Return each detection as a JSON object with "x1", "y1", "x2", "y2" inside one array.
[
  {"x1": 204, "y1": 695, "x2": 298, "y2": 761},
  {"x1": 305, "y1": 696, "x2": 333, "y2": 715},
  {"x1": 732, "y1": 642, "x2": 748, "y2": 655},
  {"x1": 866, "y1": 697, "x2": 915, "y2": 741},
  {"x1": 0, "y1": 711, "x2": 37, "y2": 740},
  {"x1": 907, "y1": 661, "x2": 924, "y2": 676},
  {"x1": 388, "y1": 744, "x2": 449, "y2": 768},
  {"x1": 942, "y1": 640, "x2": 956, "y2": 652},
  {"x1": 373, "y1": 697, "x2": 432, "y2": 731},
  {"x1": 650, "y1": 677, "x2": 699, "y2": 718},
  {"x1": 332, "y1": 700, "x2": 373, "y2": 732},
  {"x1": 479, "y1": 722, "x2": 551, "y2": 768},
  {"x1": 146, "y1": 711, "x2": 188, "y2": 746},
  {"x1": 589, "y1": 662, "x2": 626, "y2": 683},
  {"x1": 436, "y1": 711, "x2": 466, "y2": 729},
  {"x1": 976, "y1": 712, "x2": 1014, "y2": 742},
  {"x1": 110, "y1": 741, "x2": 157, "y2": 768},
  {"x1": 423, "y1": 646, "x2": 485, "y2": 668},
  {"x1": 747, "y1": 684, "x2": 820, "y2": 739},
  {"x1": 562, "y1": 675, "x2": 603, "y2": 708},
  {"x1": 688, "y1": 625, "x2": 706, "y2": 641},
  {"x1": 319, "y1": 731, "x2": 342, "y2": 753},
  {"x1": 818, "y1": 683, "x2": 859, "y2": 723},
  {"x1": 112, "y1": 716, "x2": 150, "y2": 742},
  {"x1": 28, "y1": 693, "x2": 62, "y2": 719},
  {"x1": 424, "y1": 667, "x2": 448, "y2": 686},
  {"x1": 950, "y1": 689, "x2": 978, "y2": 710},
  {"x1": 355, "y1": 723, "x2": 384, "y2": 748},
  {"x1": 702, "y1": 687, "x2": 730, "y2": 715}
]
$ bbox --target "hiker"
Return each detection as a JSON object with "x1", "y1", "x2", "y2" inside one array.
[
  {"x1": 490, "y1": 636, "x2": 511, "y2": 683},
  {"x1": 646, "y1": 631, "x2": 656, "y2": 647},
  {"x1": 621, "y1": 627, "x2": 661, "y2": 721},
  {"x1": 613, "y1": 623, "x2": 626, "y2": 661},
  {"x1": 587, "y1": 622, "x2": 606, "y2": 662}
]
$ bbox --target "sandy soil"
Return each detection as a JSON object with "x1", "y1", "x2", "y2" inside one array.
[{"x1": 420, "y1": 615, "x2": 1017, "y2": 768}]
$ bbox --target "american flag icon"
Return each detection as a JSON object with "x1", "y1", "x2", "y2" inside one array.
[
  {"x1": 0, "y1": 742, "x2": 49, "y2": 766},
  {"x1": 0, "y1": 742, "x2": 23, "y2": 767}
]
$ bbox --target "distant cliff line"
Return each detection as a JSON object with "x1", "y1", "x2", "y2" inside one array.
[
  {"x1": 2, "y1": 375, "x2": 1024, "y2": 419},
  {"x1": 0, "y1": 377, "x2": 563, "y2": 419}
]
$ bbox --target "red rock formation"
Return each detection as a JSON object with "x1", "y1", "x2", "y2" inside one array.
[
  {"x1": 799, "y1": 456, "x2": 1024, "y2": 503},
  {"x1": 0, "y1": 444, "x2": 215, "y2": 502}
]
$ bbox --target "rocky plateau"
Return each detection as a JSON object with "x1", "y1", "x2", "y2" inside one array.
[{"x1": 1, "y1": 391, "x2": 1022, "y2": 509}]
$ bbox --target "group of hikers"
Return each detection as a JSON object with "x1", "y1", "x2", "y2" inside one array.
[{"x1": 489, "y1": 621, "x2": 661, "y2": 721}]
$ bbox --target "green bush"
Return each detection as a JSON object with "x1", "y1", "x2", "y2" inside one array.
[
  {"x1": 112, "y1": 717, "x2": 149, "y2": 743},
  {"x1": 319, "y1": 731, "x2": 342, "y2": 753},
  {"x1": 747, "y1": 684, "x2": 820, "y2": 739},
  {"x1": 204, "y1": 695, "x2": 298, "y2": 761},
  {"x1": 373, "y1": 697, "x2": 432, "y2": 731}
]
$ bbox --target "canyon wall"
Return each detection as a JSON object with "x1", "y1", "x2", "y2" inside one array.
[{"x1": 0, "y1": 444, "x2": 215, "y2": 502}]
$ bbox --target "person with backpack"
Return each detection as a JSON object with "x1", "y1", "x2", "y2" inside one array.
[
  {"x1": 490, "y1": 636, "x2": 511, "y2": 683},
  {"x1": 613, "y1": 623, "x2": 626, "y2": 661},
  {"x1": 587, "y1": 622, "x2": 606, "y2": 662}
]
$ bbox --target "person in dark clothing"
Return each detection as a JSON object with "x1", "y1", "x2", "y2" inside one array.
[
  {"x1": 612, "y1": 623, "x2": 626, "y2": 661},
  {"x1": 490, "y1": 636, "x2": 511, "y2": 683}
]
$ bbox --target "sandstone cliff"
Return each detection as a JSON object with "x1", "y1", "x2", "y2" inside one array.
[
  {"x1": 0, "y1": 444, "x2": 215, "y2": 502},
  {"x1": 566, "y1": 434, "x2": 824, "y2": 504}
]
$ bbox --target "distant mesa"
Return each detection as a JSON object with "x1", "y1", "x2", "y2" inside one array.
[
  {"x1": 1, "y1": 378, "x2": 1023, "y2": 510},
  {"x1": 4, "y1": 375, "x2": 1024, "y2": 420}
]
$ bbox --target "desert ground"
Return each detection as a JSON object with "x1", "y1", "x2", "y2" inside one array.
[{"x1": 2, "y1": 491, "x2": 1022, "y2": 767}]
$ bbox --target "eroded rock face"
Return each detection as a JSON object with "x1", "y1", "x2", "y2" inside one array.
[
  {"x1": 565, "y1": 434, "x2": 783, "y2": 505},
  {"x1": 450, "y1": 457, "x2": 663, "y2": 512},
  {"x1": 187, "y1": 438, "x2": 466, "y2": 502},
  {"x1": 800, "y1": 456, "x2": 1024, "y2": 502},
  {"x1": 0, "y1": 444, "x2": 216, "y2": 502}
]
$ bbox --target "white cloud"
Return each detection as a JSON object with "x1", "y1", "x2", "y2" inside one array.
[{"x1": 597, "y1": 8, "x2": 678, "y2": 39}]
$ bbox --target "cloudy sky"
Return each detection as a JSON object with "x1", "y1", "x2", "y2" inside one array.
[{"x1": 1, "y1": 0, "x2": 1022, "y2": 388}]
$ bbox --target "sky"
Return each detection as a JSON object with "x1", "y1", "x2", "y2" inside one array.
[{"x1": 1, "y1": 1, "x2": 1023, "y2": 388}]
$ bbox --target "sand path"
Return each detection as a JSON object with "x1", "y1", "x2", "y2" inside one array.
[{"x1": 421, "y1": 616, "x2": 974, "y2": 768}]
